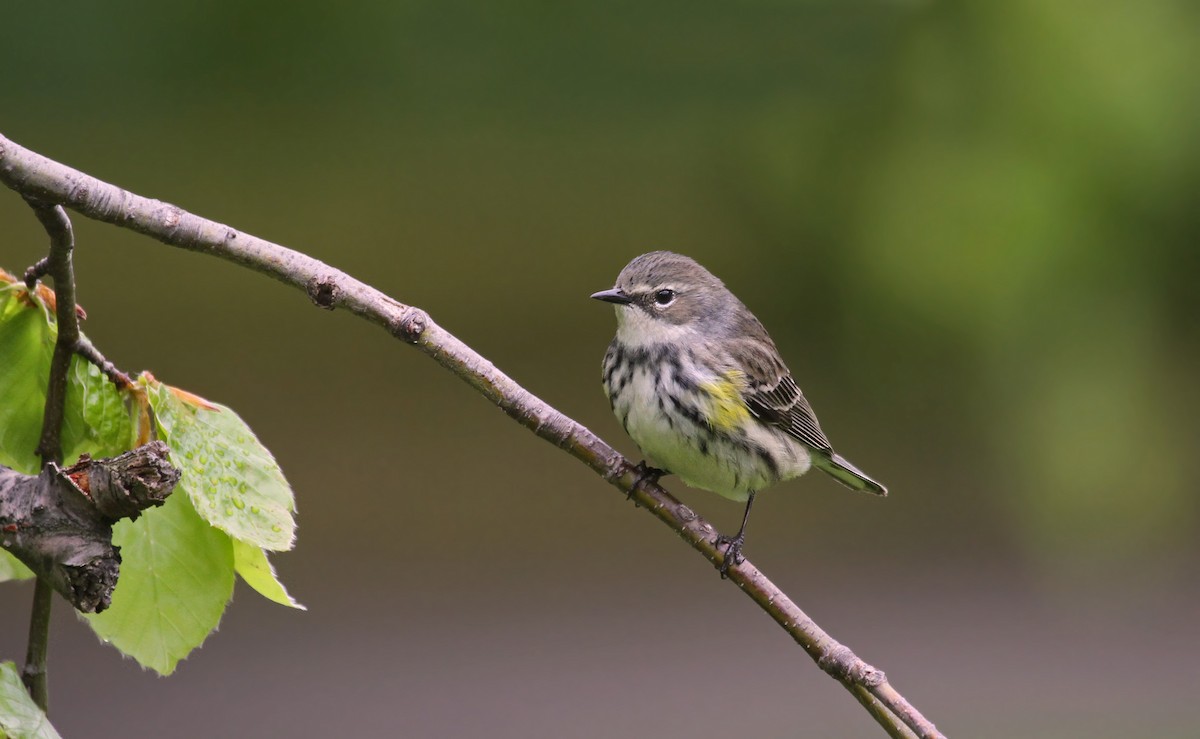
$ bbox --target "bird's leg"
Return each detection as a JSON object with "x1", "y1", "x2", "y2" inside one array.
[
  {"x1": 716, "y1": 491, "x2": 756, "y2": 578},
  {"x1": 628, "y1": 461, "x2": 667, "y2": 503}
]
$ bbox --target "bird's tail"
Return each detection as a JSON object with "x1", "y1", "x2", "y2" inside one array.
[{"x1": 815, "y1": 453, "x2": 887, "y2": 496}]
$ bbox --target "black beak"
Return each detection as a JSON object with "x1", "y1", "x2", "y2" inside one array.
[{"x1": 590, "y1": 288, "x2": 633, "y2": 305}]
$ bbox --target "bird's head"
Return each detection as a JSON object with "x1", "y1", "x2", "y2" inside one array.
[{"x1": 591, "y1": 251, "x2": 736, "y2": 346}]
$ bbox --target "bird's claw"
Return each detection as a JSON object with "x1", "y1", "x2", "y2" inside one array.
[
  {"x1": 715, "y1": 533, "x2": 745, "y2": 578},
  {"x1": 628, "y1": 461, "x2": 667, "y2": 503}
]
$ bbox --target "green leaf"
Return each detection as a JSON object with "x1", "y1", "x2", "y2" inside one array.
[
  {"x1": 61, "y1": 356, "x2": 135, "y2": 464},
  {"x1": 143, "y1": 376, "x2": 296, "y2": 551},
  {"x1": 232, "y1": 539, "x2": 305, "y2": 610},
  {"x1": 0, "y1": 281, "x2": 135, "y2": 473},
  {"x1": 0, "y1": 551, "x2": 34, "y2": 582},
  {"x1": 0, "y1": 661, "x2": 61, "y2": 739},
  {"x1": 0, "y1": 283, "x2": 54, "y2": 474},
  {"x1": 84, "y1": 492, "x2": 234, "y2": 676}
]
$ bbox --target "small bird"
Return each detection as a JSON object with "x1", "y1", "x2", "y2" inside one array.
[{"x1": 592, "y1": 251, "x2": 886, "y2": 576}]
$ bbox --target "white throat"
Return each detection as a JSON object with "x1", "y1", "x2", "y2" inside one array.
[{"x1": 613, "y1": 306, "x2": 699, "y2": 348}]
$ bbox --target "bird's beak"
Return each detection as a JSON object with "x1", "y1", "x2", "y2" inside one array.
[{"x1": 590, "y1": 288, "x2": 633, "y2": 305}]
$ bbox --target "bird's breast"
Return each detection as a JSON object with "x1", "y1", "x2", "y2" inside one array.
[{"x1": 602, "y1": 345, "x2": 810, "y2": 500}]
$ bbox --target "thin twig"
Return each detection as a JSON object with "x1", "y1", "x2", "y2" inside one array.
[
  {"x1": 75, "y1": 335, "x2": 134, "y2": 389},
  {"x1": 23, "y1": 257, "x2": 49, "y2": 290},
  {"x1": 850, "y1": 685, "x2": 918, "y2": 739},
  {"x1": 0, "y1": 132, "x2": 944, "y2": 738},
  {"x1": 20, "y1": 198, "x2": 79, "y2": 714},
  {"x1": 21, "y1": 579, "x2": 53, "y2": 712},
  {"x1": 26, "y1": 199, "x2": 78, "y2": 465}
]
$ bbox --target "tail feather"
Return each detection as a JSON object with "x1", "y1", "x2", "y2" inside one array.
[{"x1": 815, "y1": 453, "x2": 887, "y2": 496}]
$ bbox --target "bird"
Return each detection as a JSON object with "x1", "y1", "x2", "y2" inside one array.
[{"x1": 591, "y1": 251, "x2": 886, "y2": 576}]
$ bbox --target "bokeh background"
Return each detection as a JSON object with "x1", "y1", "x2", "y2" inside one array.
[{"x1": 2, "y1": 2, "x2": 1198, "y2": 737}]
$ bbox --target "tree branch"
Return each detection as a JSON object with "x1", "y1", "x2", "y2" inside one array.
[
  {"x1": 20, "y1": 577, "x2": 52, "y2": 714},
  {"x1": 0, "y1": 132, "x2": 943, "y2": 738},
  {"x1": 13, "y1": 198, "x2": 178, "y2": 712},
  {"x1": 74, "y1": 335, "x2": 134, "y2": 390},
  {"x1": 22, "y1": 257, "x2": 49, "y2": 290},
  {"x1": 19, "y1": 198, "x2": 78, "y2": 712},
  {"x1": 26, "y1": 199, "x2": 77, "y2": 467},
  {"x1": 0, "y1": 442, "x2": 180, "y2": 611}
]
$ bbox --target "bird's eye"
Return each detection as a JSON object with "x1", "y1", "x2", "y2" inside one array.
[{"x1": 654, "y1": 289, "x2": 676, "y2": 306}]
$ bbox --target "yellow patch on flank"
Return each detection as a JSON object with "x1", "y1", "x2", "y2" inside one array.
[{"x1": 700, "y1": 371, "x2": 750, "y2": 431}]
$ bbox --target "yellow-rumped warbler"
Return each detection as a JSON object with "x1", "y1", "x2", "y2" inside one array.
[{"x1": 592, "y1": 251, "x2": 886, "y2": 575}]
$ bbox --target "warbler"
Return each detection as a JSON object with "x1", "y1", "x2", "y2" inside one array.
[{"x1": 592, "y1": 251, "x2": 886, "y2": 576}]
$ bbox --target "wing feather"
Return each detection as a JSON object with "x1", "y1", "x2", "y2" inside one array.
[{"x1": 720, "y1": 336, "x2": 834, "y2": 453}]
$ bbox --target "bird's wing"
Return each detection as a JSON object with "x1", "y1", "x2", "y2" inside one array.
[{"x1": 725, "y1": 337, "x2": 834, "y2": 454}]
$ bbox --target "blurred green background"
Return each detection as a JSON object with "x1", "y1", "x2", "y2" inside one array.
[{"x1": 2, "y1": 1, "x2": 1198, "y2": 737}]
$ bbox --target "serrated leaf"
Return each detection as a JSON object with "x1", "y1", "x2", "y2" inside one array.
[
  {"x1": 0, "y1": 284, "x2": 54, "y2": 474},
  {"x1": 0, "y1": 662, "x2": 61, "y2": 739},
  {"x1": 0, "y1": 282, "x2": 135, "y2": 473},
  {"x1": 0, "y1": 551, "x2": 34, "y2": 582},
  {"x1": 61, "y1": 358, "x2": 135, "y2": 463},
  {"x1": 232, "y1": 539, "x2": 304, "y2": 610},
  {"x1": 143, "y1": 377, "x2": 296, "y2": 551},
  {"x1": 83, "y1": 492, "x2": 234, "y2": 675}
]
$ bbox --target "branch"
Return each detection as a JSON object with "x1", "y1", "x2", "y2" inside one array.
[
  {"x1": 74, "y1": 336, "x2": 134, "y2": 390},
  {"x1": 26, "y1": 200, "x2": 77, "y2": 466},
  {"x1": 0, "y1": 443, "x2": 179, "y2": 611},
  {"x1": 15, "y1": 198, "x2": 175, "y2": 711},
  {"x1": 19, "y1": 198, "x2": 77, "y2": 711},
  {"x1": 0, "y1": 132, "x2": 943, "y2": 738},
  {"x1": 22, "y1": 257, "x2": 49, "y2": 290}
]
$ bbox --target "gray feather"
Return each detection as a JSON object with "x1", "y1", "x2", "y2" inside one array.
[
  {"x1": 722, "y1": 328, "x2": 886, "y2": 496},
  {"x1": 814, "y1": 453, "x2": 887, "y2": 496}
]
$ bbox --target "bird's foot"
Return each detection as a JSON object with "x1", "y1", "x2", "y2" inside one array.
[
  {"x1": 715, "y1": 533, "x2": 746, "y2": 579},
  {"x1": 628, "y1": 461, "x2": 667, "y2": 503}
]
